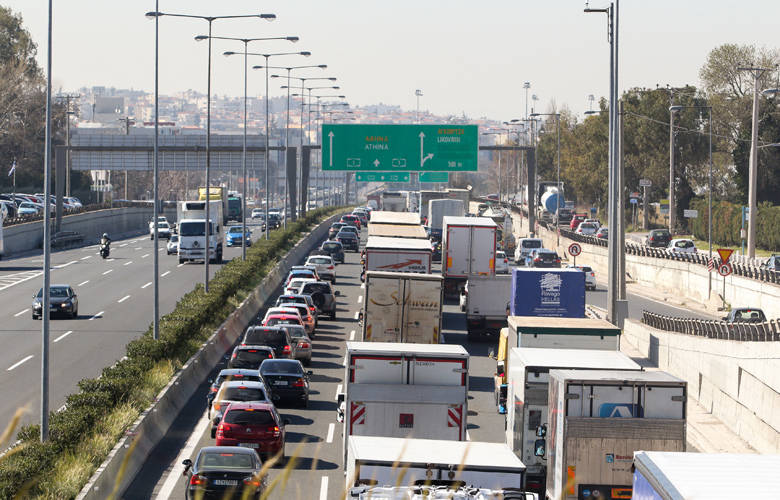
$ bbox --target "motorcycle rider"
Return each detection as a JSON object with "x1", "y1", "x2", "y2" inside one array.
[{"x1": 100, "y1": 232, "x2": 111, "y2": 257}]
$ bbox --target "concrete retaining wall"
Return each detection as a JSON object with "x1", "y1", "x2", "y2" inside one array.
[
  {"x1": 622, "y1": 318, "x2": 780, "y2": 454},
  {"x1": 76, "y1": 212, "x2": 342, "y2": 500}
]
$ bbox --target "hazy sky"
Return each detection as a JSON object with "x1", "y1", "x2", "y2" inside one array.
[{"x1": 4, "y1": 1, "x2": 779, "y2": 120}]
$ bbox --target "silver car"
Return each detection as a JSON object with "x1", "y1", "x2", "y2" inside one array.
[
  {"x1": 281, "y1": 325, "x2": 311, "y2": 366},
  {"x1": 166, "y1": 234, "x2": 179, "y2": 255},
  {"x1": 568, "y1": 264, "x2": 597, "y2": 291}
]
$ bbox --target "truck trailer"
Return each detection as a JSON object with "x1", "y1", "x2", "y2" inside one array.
[
  {"x1": 506, "y1": 316, "x2": 620, "y2": 351},
  {"x1": 367, "y1": 223, "x2": 428, "y2": 239},
  {"x1": 428, "y1": 198, "x2": 466, "y2": 238},
  {"x1": 362, "y1": 271, "x2": 443, "y2": 343},
  {"x1": 545, "y1": 369, "x2": 687, "y2": 500},
  {"x1": 462, "y1": 274, "x2": 512, "y2": 340},
  {"x1": 510, "y1": 268, "x2": 585, "y2": 318},
  {"x1": 369, "y1": 211, "x2": 421, "y2": 226},
  {"x1": 364, "y1": 236, "x2": 432, "y2": 274},
  {"x1": 442, "y1": 216, "x2": 497, "y2": 297}
]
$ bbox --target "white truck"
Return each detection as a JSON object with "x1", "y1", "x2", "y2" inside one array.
[
  {"x1": 507, "y1": 316, "x2": 620, "y2": 350},
  {"x1": 364, "y1": 236, "x2": 432, "y2": 274},
  {"x1": 632, "y1": 451, "x2": 780, "y2": 500},
  {"x1": 419, "y1": 190, "x2": 444, "y2": 218},
  {"x1": 362, "y1": 271, "x2": 443, "y2": 343},
  {"x1": 177, "y1": 200, "x2": 223, "y2": 264},
  {"x1": 544, "y1": 370, "x2": 687, "y2": 500},
  {"x1": 345, "y1": 435, "x2": 532, "y2": 493},
  {"x1": 381, "y1": 191, "x2": 407, "y2": 212},
  {"x1": 504, "y1": 348, "x2": 642, "y2": 495},
  {"x1": 338, "y1": 342, "x2": 469, "y2": 467},
  {"x1": 369, "y1": 211, "x2": 421, "y2": 226},
  {"x1": 428, "y1": 198, "x2": 465, "y2": 237},
  {"x1": 462, "y1": 275, "x2": 512, "y2": 340},
  {"x1": 367, "y1": 223, "x2": 428, "y2": 239},
  {"x1": 441, "y1": 216, "x2": 497, "y2": 297}
]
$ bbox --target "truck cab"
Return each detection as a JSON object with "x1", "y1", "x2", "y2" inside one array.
[{"x1": 177, "y1": 218, "x2": 222, "y2": 264}]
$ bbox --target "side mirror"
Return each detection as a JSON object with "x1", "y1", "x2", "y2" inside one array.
[
  {"x1": 334, "y1": 290, "x2": 341, "y2": 296},
  {"x1": 536, "y1": 424, "x2": 547, "y2": 437},
  {"x1": 307, "y1": 370, "x2": 313, "y2": 376},
  {"x1": 534, "y1": 439, "x2": 546, "y2": 457},
  {"x1": 212, "y1": 414, "x2": 222, "y2": 425},
  {"x1": 336, "y1": 393, "x2": 345, "y2": 405},
  {"x1": 182, "y1": 458, "x2": 192, "y2": 473},
  {"x1": 208, "y1": 379, "x2": 213, "y2": 384}
]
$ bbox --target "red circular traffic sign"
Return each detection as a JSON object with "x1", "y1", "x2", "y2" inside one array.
[
  {"x1": 717, "y1": 263, "x2": 732, "y2": 277},
  {"x1": 568, "y1": 243, "x2": 582, "y2": 257}
]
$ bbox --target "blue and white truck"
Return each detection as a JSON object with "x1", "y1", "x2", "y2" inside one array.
[{"x1": 510, "y1": 267, "x2": 585, "y2": 318}]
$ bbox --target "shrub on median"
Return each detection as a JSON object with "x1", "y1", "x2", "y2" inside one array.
[{"x1": 0, "y1": 207, "x2": 345, "y2": 499}]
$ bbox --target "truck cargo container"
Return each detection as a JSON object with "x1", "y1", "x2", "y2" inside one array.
[
  {"x1": 510, "y1": 268, "x2": 585, "y2": 318},
  {"x1": 632, "y1": 451, "x2": 780, "y2": 500},
  {"x1": 362, "y1": 271, "x2": 442, "y2": 343},
  {"x1": 337, "y1": 342, "x2": 469, "y2": 467},
  {"x1": 428, "y1": 198, "x2": 465, "y2": 233},
  {"x1": 462, "y1": 274, "x2": 512, "y2": 340},
  {"x1": 369, "y1": 211, "x2": 421, "y2": 226},
  {"x1": 446, "y1": 188, "x2": 471, "y2": 209},
  {"x1": 177, "y1": 200, "x2": 223, "y2": 264},
  {"x1": 442, "y1": 216, "x2": 497, "y2": 297},
  {"x1": 381, "y1": 191, "x2": 407, "y2": 212},
  {"x1": 345, "y1": 436, "x2": 529, "y2": 493},
  {"x1": 545, "y1": 370, "x2": 687, "y2": 500},
  {"x1": 197, "y1": 186, "x2": 228, "y2": 224},
  {"x1": 504, "y1": 348, "x2": 641, "y2": 495},
  {"x1": 419, "y1": 190, "x2": 444, "y2": 219},
  {"x1": 367, "y1": 223, "x2": 428, "y2": 239},
  {"x1": 506, "y1": 316, "x2": 620, "y2": 351},
  {"x1": 364, "y1": 236, "x2": 432, "y2": 274}
]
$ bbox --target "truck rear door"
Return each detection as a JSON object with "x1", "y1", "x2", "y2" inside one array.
[
  {"x1": 445, "y1": 226, "x2": 468, "y2": 276},
  {"x1": 470, "y1": 226, "x2": 496, "y2": 275},
  {"x1": 364, "y1": 276, "x2": 403, "y2": 342},
  {"x1": 408, "y1": 356, "x2": 466, "y2": 386},
  {"x1": 401, "y1": 278, "x2": 442, "y2": 344},
  {"x1": 349, "y1": 355, "x2": 405, "y2": 383}
]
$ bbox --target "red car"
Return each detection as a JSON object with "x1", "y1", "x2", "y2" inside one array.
[
  {"x1": 341, "y1": 214, "x2": 361, "y2": 230},
  {"x1": 215, "y1": 402, "x2": 288, "y2": 460},
  {"x1": 569, "y1": 214, "x2": 587, "y2": 230}
]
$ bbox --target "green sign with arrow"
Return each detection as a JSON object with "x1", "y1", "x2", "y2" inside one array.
[
  {"x1": 322, "y1": 124, "x2": 478, "y2": 172},
  {"x1": 355, "y1": 172, "x2": 410, "y2": 183},
  {"x1": 419, "y1": 171, "x2": 449, "y2": 183}
]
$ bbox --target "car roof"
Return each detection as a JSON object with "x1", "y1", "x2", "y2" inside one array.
[{"x1": 220, "y1": 380, "x2": 266, "y2": 388}]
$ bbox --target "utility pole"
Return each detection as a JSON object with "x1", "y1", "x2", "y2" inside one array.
[
  {"x1": 118, "y1": 116, "x2": 134, "y2": 200},
  {"x1": 668, "y1": 107, "x2": 676, "y2": 232},
  {"x1": 56, "y1": 93, "x2": 79, "y2": 198}
]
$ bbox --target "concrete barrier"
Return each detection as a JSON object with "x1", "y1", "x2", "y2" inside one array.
[{"x1": 76, "y1": 212, "x2": 342, "y2": 500}]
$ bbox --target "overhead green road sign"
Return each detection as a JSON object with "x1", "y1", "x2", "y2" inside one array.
[
  {"x1": 322, "y1": 124, "x2": 478, "y2": 172},
  {"x1": 356, "y1": 172, "x2": 410, "y2": 183},
  {"x1": 419, "y1": 171, "x2": 449, "y2": 183}
]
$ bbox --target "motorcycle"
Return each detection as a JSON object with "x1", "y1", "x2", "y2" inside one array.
[{"x1": 99, "y1": 241, "x2": 110, "y2": 259}]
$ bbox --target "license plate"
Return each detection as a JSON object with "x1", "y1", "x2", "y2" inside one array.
[
  {"x1": 274, "y1": 380, "x2": 288, "y2": 386},
  {"x1": 213, "y1": 479, "x2": 238, "y2": 486},
  {"x1": 239, "y1": 442, "x2": 259, "y2": 449}
]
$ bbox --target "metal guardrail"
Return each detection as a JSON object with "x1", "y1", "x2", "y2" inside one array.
[
  {"x1": 641, "y1": 310, "x2": 780, "y2": 341},
  {"x1": 2, "y1": 201, "x2": 152, "y2": 227}
]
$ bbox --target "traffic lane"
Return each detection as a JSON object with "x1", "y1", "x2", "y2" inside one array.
[
  {"x1": 129, "y1": 235, "x2": 363, "y2": 499},
  {"x1": 584, "y1": 281, "x2": 717, "y2": 320}
]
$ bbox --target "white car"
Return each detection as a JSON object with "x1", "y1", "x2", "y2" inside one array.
[
  {"x1": 575, "y1": 222, "x2": 599, "y2": 235},
  {"x1": 568, "y1": 264, "x2": 597, "y2": 290},
  {"x1": 285, "y1": 277, "x2": 316, "y2": 296},
  {"x1": 667, "y1": 238, "x2": 697, "y2": 254},
  {"x1": 263, "y1": 306, "x2": 304, "y2": 326},
  {"x1": 495, "y1": 251, "x2": 510, "y2": 274},
  {"x1": 166, "y1": 234, "x2": 179, "y2": 255},
  {"x1": 151, "y1": 221, "x2": 171, "y2": 239},
  {"x1": 251, "y1": 208, "x2": 264, "y2": 219},
  {"x1": 17, "y1": 202, "x2": 39, "y2": 215},
  {"x1": 305, "y1": 255, "x2": 336, "y2": 283},
  {"x1": 514, "y1": 238, "x2": 543, "y2": 264}
]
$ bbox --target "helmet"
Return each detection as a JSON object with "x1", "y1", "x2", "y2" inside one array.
[{"x1": 103, "y1": 233, "x2": 109, "y2": 239}]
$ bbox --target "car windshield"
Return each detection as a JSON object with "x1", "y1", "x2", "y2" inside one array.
[
  {"x1": 734, "y1": 310, "x2": 765, "y2": 322},
  {"x1": 222, "y1": 386, "x2": 267, "y2": 402},
  {"x1": 262, "y1": 361, "x2": 303, "y2": 374},
  {"x1": 179, "y1": 221, "x2": 215, "y2": 237},
  {"x1": 223, "y1": 409, "x2": 275, "y2": 426},
  {"x1": 158, "y1": 223, "x2": 169, "y2": 228},
  {"x1": 228, "y1": 227, "x2": 243, "y2": 234},
  {"x1": 302, "y1": 283, "x2": 330, "y2": 295},
  {"x1": 170, "y1": 235, "x2": 178, "y2": 242},
  {"x1": 581, "y1": 266, "x2": 593, "y2": 273},
  {"x1": 234, "y1": 349, "x2": 272, "y2": 364},
  {"x1": 38, "y1": 287, "x2": 69, "y2": 298},
  {"x1": 653, "y1": 230, "x2": 671, "y2": 237},
  {"x1": 308, "y1": 257, "x2": 330, "y2": 264},
  {"x1": 337, "y1": 232, "x2": 355, "y2": 239},
  {"x1": 197, "y1": 451, "x2": 255, "y2": 470},
  {"x1": 522, "y1": 240, "x2": 542, "y2": 249}
]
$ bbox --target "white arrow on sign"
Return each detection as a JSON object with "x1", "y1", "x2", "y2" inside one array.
[
  {"x1": 373, "y1": 159, "x2": 380, "y2": 168},
  {"x1": 328, "y1": 131, "x2": 334, "y2": 166},
  {"x1": 419, "y1": 132, "x2": 434, "y2": 167}
]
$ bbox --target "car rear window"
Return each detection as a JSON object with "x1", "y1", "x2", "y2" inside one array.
[
  {"x1": 581, "y1": 223, "x2": 597, "y2": 229},
  {"x1": 581, "y1": 266, "x2": 593, "y2": 273},
  {"x1": 235, "y1": 349, "x2": 272, "y2": 364},
  {"x1": 223, "y1": 386, "x2": 267, "y2": 402},
  {"x1": 522, "y1": 240, "x2": 542, "y2": 249},
  {"x1": 262, "y1": 361, "x2": 303, "y2": 374},
  {"x1": 653, "y1": 230, "x2": 671, "y2": 237},
  {"x1": 308, "y1": 257, "x2": 331, "y2": 264},
  {"x1": 244, "y1": 329, "x2": 286, "y2": 346},
  {"x1": 217, "y1": 373, "x2": 262, "y2": 385},
  {"x1": 676, "y1": 240, "x2": 694, "y2": 248},
  {"x1": 223, "y1": 408, "x2": 275, "y2": 425},
  {"x1": 323, "y1": 242, "x2": 341, "y2": 250},
  {"x1": 276, "y1": 296, "x2": 304, "y2": 306},
  {"x1": 198, "y1": 451, "x2": 255, "y2": 469},
  {"x1": 302, "y1": 283, "x2": 330, "y2": 295}
]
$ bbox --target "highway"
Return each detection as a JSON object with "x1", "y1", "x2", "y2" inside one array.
[{"x1": 0, "y1": 219, "x2": 266, "y2": 431}]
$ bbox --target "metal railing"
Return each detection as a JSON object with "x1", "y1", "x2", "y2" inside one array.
[
  {"x1": 2, "y1": 201, "x2": 153, "y2": 227},
  {"x1": 642, "y1": 310, "x2": 780, "y2": 341}
]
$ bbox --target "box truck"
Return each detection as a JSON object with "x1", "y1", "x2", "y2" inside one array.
[
  {"x1": 442, "y1": 216, "x2": 497, "y2": 297},
  {"x1": 345, "y1": 436, "x2": 529, "y2": 493},
  {"x1": 176, "y1": 200, "x2": 223, "y2": 264},
  {"x1": 504, "y1": 348, "x2": 642, "y2": 495},
  {"x1": 337, "y1": 342, "x2": 469, "y2": 467},
  {"x1": 632, "y1": 451, "x2": 780, "y2": 500},
  {"x1": 428, "y1": 198, "x2": 465, "y2": 239},
  {"x1": 369, "y1": 211, "x2": 421, "y2": 226},
  {"x1": 364, "y1": 236, "x2": 432, "y2": 274},
  {"x1": 367, "y1": 223, "x2": 428, "y2": 239},
  {"x1": 462, "y1": 274, "x2": 512, "y2": 340},
  {"x1": 197, "y1": 186, "x2": 228, "y2": 224},
  {"x1": 506, "y1": 316, "x2": 620, "y2": 350},
  {"x1": 510, "y1": 268, "x2": 585, "y2": 318},
  {"x1": 544, "y1": 370, "x2": 687, "y2": 500},
  {"x1": 362, "y1": 271, "x2": 443, "y2": 343},
  {"x1": 419, "y1": 190, "x2": 444, "y2": 218},
  {"x1": 381, "y1": 191, "x2": 407, "y2": 211}
]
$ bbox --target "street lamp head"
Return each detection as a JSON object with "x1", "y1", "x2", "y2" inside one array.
[
  {"x1": 259, "y1": 14, "x2": 276, "y2": 21},
  {"x1": 270, "y1": 74, "x2": 282, "y2": 78},
  {"x1": 327, "y1": 77, "x2": 337, "y2": 81},
  {"x1": 223, "y1": 51, "x2": 237, "y2": 57},
  {"x1": 762, "y1": 88, "x2": 779, "y2": 97},
  {"x1": 584, "y1": 110, "x2": 601, "y2": 115},
  {"x1": 523, "y1": 82, "x2": 530, "y2": 89},
  {"x1": 669, "y1": 105, "x2": 683, "y2": 113},
  {"x1": 529, "y1": 113, "x2": 540, "y2": 117},
  {"x1": 300, "y1": 51, "x2": 312, "y2": 57},
  {"x1": 286, "y1": 36, "x2": 299, "y2": 43},
  {"x1": 145, "y1": 11, "x2": 161, "y2": 19},
  {"x1": 194, "y1": 35, "x2": 209, "y2": 42},
  {"x1": 415, "y1": 89, "x2": 423, "y2": 97}
]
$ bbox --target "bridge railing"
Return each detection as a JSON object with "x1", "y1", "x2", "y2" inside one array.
[
  {"x1": 641, "y1": 310, "x2": 780, "y2": 341},
  {"x1": 2, "y1": 201, "x2": 153, "y2": 228}
]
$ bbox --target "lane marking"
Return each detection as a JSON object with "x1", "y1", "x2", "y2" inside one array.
[
  {"x1": 7, "y1": 355, "x2": 33, "y2": 371},
  {"x1": 141, "y1": 282, "x2": 152, "y2": 289},
  {"x1": 155, "y1": 411, "x2": 211, "y2": 500},
  {"x1": 161, "y1": 271, "x2": 171, "y2": 277},
  {"x1": 158, "y1": 248, "x2": 164, "y2": 252},
  {"x1": 102, "y1": 269, "x2": 113, "y2": 275},
  {"x1": 360, "y1": 283, "x2": 365, "y2": 289},
  {"x1": 107, "y1": 258, "x2": 115, "y2": 262},
  {"x1": 466, "y1": 430, "x2": 471, "y2": 441},
  {"x1": 335, "y1": 384, "x2": 342, "y2": 399},
  {"x1": 353, "y1": 311, "x2": 360, "y2": 320},
  {"x1": 141, "y1": 253, "x2": 149, "y2": 258},
  {"x1": 177, "y1": 263, "x2": 184, "y2": 268},
  {"x1": 124, "y1": 261, "x2": 133, "y2": 266},
  {"x1": 357, "y1": 295, "x2": 363, "y2": 303},
  {"x1": 117, "y1": 295, "x2": 131, "y2": 303},
  {"x1": 54, "y1": 330, "x2": 73, "y2": 343},
  {"x1": 119, "y1": 243, "x2": 128, "y2": 247},
  {"x1": 134, "y1": 247, "x2": 142, "y2": 250},
  {"x1": 326, "y1": 423, "x2": 335, "y2": 443},
  {"x1": 80, "y1": 256, "x2": 91, "y2": 260},
  {"x1": 319, "y1": 476, "x2": 328, "y2": 500},
  {"x1": 14, "y1": 308, "x2": 29, "y2": 317},
  {"x1": 349, "y1": 330, "x2": 355, "y2": 341},
  {"x1": 78, "y1": 280, "x2": 89, "y2": 286},
  {"x1": 54, "y1": 260, "x2": 78, "y2": 269},
  {"x1": 89, "y1": 311, "x2": 104, "y2": 321}
]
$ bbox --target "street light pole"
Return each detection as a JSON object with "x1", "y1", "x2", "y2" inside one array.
[
  {"x1": 669, "y1": 106, "x2": 676, "y2": 232},
  {"x1": 153, "y1": 0, "x2": 159, "y2": 341}
]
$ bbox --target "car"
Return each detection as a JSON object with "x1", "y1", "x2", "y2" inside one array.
[
  {"x1": 284, "y1": 277, "x2": 316, "y2": 296},
  {"x1": 432, "y1": 241, "x2": 442, "y2": 263},
  {"x1": 251, "y1": 208, "x2": 264, "y2": 219},
  {"x1": 282, "y1": 325, "x2": 312, "y2": 365},
  {"x1": 225, "y1": 225, "x2": 252, "y2": 247},
  {"x1": 305, "y1": 255, "x2": 336, "y2": 283},
  {"x1": 339, "y1": 225, "x2": 360, "y2": 237},
  {"x1": 495, "y1": 251, "x2": 510, "y2": 274},
  {"x1": 65, "y1": 196, "x2": 82, "y2": 208},
  {"x1": 569, "y1": 214, "x2": 587, "y2": 230},
  {"x1": 207, "y1": 369, "x2": 264, "y2": 409},
  {"x1": 525, "y1": 248, "x2": 562, "y2": 268},
  {"x1": 259, "y1": 359, "x2": 312, "y2": 408},
  {"x1": 262, "y1": 314, "x2": 304, "y2": 334},
  {"x1": 667, "y1": 238, "x2": 697, "y2": 254},
  {"x1": 514, "y1": 238, "x2": 543, "y2": 265},
  {"x1": 215, "y1": 402, "x2": 289, "y2": 461},
  {"x1": 595, "y1": 227, "x2": 609, "y2": 240},
  {"x1": 227, "y1": 345, "x2": 275, "y2": 370},
  {"x1": 568, "y1": 265, "x2": 597, "y2": 290},
  {"x1": 275, "y1": 294, "x2": 318, "y2": 325},
  {"x1": 555, "y1": 208, "x2": 573, "y2": 224},
  {"x1": 318, "y1": 240, "x2": 345, "y2": 264},
  {"x1": 209, "y1": 379, "x2": 271, "y2": 423},
  {"x1": 166, "y1": 234, "x2": 180, "y2": 255},
  {"x1": 17, "y1": 202, "x2": 39, "y2": 216},
  {"x1": 267, "y1": 212, "x2": 281, "y2": 230},
  {"x1": 242, "y1": 326, "x2": 296, "y2": 359},
  {"x1": 575, "y1": 222, "x2": 599, "y2": 236},
  {"x1": 722, "y1": 308, "x2": 767, "y2": 323},
  {"x1": 645, "y1": 228, "x2": 672, "y2": 248},
  {"x1": 300, "y1": 281, "x2": 339, "y2": 320},
  {"x1": 32, "y1": 284, "x2": 78, "y2": 319},
  {"x1": 182, "y1": 446, "x2": 266, "y2": 500},
  {"x1": 352, "y1": 211, "x2": 368, "y2": 227},
  {"x1": 336, "y1": 230, "x2": 359, "y2": 252},
  {"x1": 285, "y1": 269, "x2": 318, "y2": 287},
  {"x1": 150, "y1": 221, "x2": 171, "y2": 239},
  {"x1": 341, "y1": 214, "x2": 361, "y2": 230},
  {"x1": 328, "y1": 222, "x2": 347, "y2": 240},
  {"x1": 277, "y1": 303, "x2": 316, "y2": 336},
  {"x1": 761, "y1": 255, "x2": 780, "y2": 278},
  {"x1": 263, "y1": 307, "x2": 304, "y2": 326}
]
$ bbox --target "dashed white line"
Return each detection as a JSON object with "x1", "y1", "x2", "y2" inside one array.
[
  {"x1": 158, "y1": 248, "x2": 164, "y2": 252},
  {"x1": 7, "y1": 355, "x2": 33, "y2": 371},
  {"x1": 177, "y1": 263, "x2": 184, "y2": 268},
  {"x1": 54, "y1": 330, "x2": 73, "y2": 343},
  {"x1": 161, "y1": 271, "x2": 171, "y2": 277},
  {"x1": 14, "y1": 308, "x2": 29, "y2": 317},
  {"x1": 335, "y1": 384, "x2": 342, "y2": 399},
  {"x1": 106, "y1": 258, "x2": 115, "y2": 262},
  {"x1": 357, "y1": 295, "x2": 363, "y2": 303},
  {"x1": 360, "y1": 283, "x2": 365, "y2": 289},
  {"x1": 80, "y1": 256, "x2": 91, "y2": 260},
  {"x1": 78, "y1": 280, "x2": 89, "y2": 286},
  {"x1": 134, "y1": 247, "x2": 142, "y2": 250},
  {"x1": 141, "y1": 282, "x2": 152, "y2": 289},
  {"x1": 117, "y1": 295, "x2": 131, "y2": 303},
  {"x1": 102, "y1": 269, "x2": 113, "y2": 275},
  {"x1": 119, "y1": 243, "x2": 128, "y2": 247},
  {"x1": 141, "y1": 253, "x2": 150, "y2": 258},
  {"x1": 89, "y1": 311, "x2": 104, "y2": 321},
  {"x1": 349, "y1": 330, "x2": 355, "y2": 341},
  {"x1": 124, "y1": 261, "x2": 133, "y2": 266},
  {"x1": 326, "y1": 423, "x2": 335, "y2": 443},
  {"x1": 353, "y1": 311, "x2": 360, "y2": 320},
  {"x1": 319, "y1": 476, "x2": 328, "y2": 500},
  {"x1": 155, "y1": 411, "x2": 211, "y2": 500}
]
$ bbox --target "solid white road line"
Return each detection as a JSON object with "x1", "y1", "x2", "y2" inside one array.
[
  {"x1": 102, "y1": 269, "x2": 113, "y2": 275},
  {"x1": 326, "y1": 423, "x2": 335, "y2": 443},
  {"x1": 349, "y1": 330, "x2": 355, "y2": 341},
  {"x1": 78, "y1": 280, "x2": 89, "y2": 286},
  {"x1": 161, "y1": 271, "x2": 170, "y2": 277},
  {"x1": 14, "y1": 308, "x2": 29, "y2": 317},
  {"x1": 141, "y1": 282, "x2": 152, "y2": 289},
  {"x1": 155, "y1": 411, "x2": 211, "y2": 500},
  {"x1": 117, "y1": 295, "x2": 131, "y2": 303},
  {"x1": 54, "y1": 330, "x2": 73, "y2": 343},
  {"x1": 141, "y1": 253, "x2": 149, "y2": 258},
  {"x1": 7, "y1": 355, "x2": 33, "y2": 371},
  {"x1": 335, "y1": 384, "x2": 342, "y2": 400},
  {"x1": 124, "y1": 261, "x2": 133, "y2": 266},
  {"x1": 89, "y1": 311, "x2": 104, "y2": 321},
  {"x1": 357, "y1": 295, "x2": 363, "y2": 303},
  {"x1": 319, "y1": 476, "x2": 329, "y2": 500}
]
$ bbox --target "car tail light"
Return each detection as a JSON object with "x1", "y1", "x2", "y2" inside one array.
[
  {"x1": 503, "y1": 258, "x2": 508, "y2": 263},
  {"x1": 590, "y1": 272, "x2": 595, "y2": 277},
  {"x1": 328, "y1": 265, "x2": 334, "y2": 270},
  {"x1": 231, "y1": 352, "x2": 237, "y2": 359},
  {"x1": 555, "y1": 258, "x2": 561, "y2": 264},
  {"x1": 309, "y1": 306, "x2": 316, "y2": 313},
  {"x1": 534, "y1": 257, "x2": 542, "y2": 262},
  {"x1": 213, "y1": 403, "x2": 221, "y2": 412},
  {"x1": 299, "y1": 342, "x2": 310, "y2": 349},
  {"x1": 190, "y1": 474, "x2": 206, "y2": 486},
  {"x1": 268, "y1": 425, "x2": 281, "y2": 437},
  {"x1": 283, "y1": 345, "x2": 291, "y2": 354},
  {"x1": 292, "y1": 378, "x2": 305, "y2": 387},
  {"x1": 210, "y1": 386, "x2": 218, "y2": 393},
  {"x1": 217, "y1": 422, "x2": 233, "y2": 436}
]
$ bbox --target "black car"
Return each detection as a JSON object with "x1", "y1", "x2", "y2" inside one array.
[
  {"x1": 242, "y1": 326, "x2": 294, "y2": 359},
  {"x1": 336, "y1": 230, "x2": 359, "y2": 252},
  {"x1": 319, "y1": 240, "x2": 345, "y2": 264},
  {"x1": 328, "y1": 222, "x2": 346, "y2": 240},
  {"x1": 207, "y1": 368, "x2": 264, "y2": 409},
  {"x1": 645, "y1": 228, "x2": 671, "y2": 248},
  {"x1": 259, "y1": 359, "x2": 312, "y2": 408},
  {"x1": 228, "y1": 345, "x2": 275, "y2": 369},
  {"x1": 183, "y1": 446, "x2": 265, "y2": 499},
  {"x1": 300, "y1": 281, "x2": 339, "y2": 320},
  {"x1": 32, "y1": 284, "x2": 78, "y2": 319},
  {"x1": 526, "y1": 248, "x2": 562, "y2": 268},
  {"x1": 267, "y1": 213, "x2": 281, "y2": 230}
]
